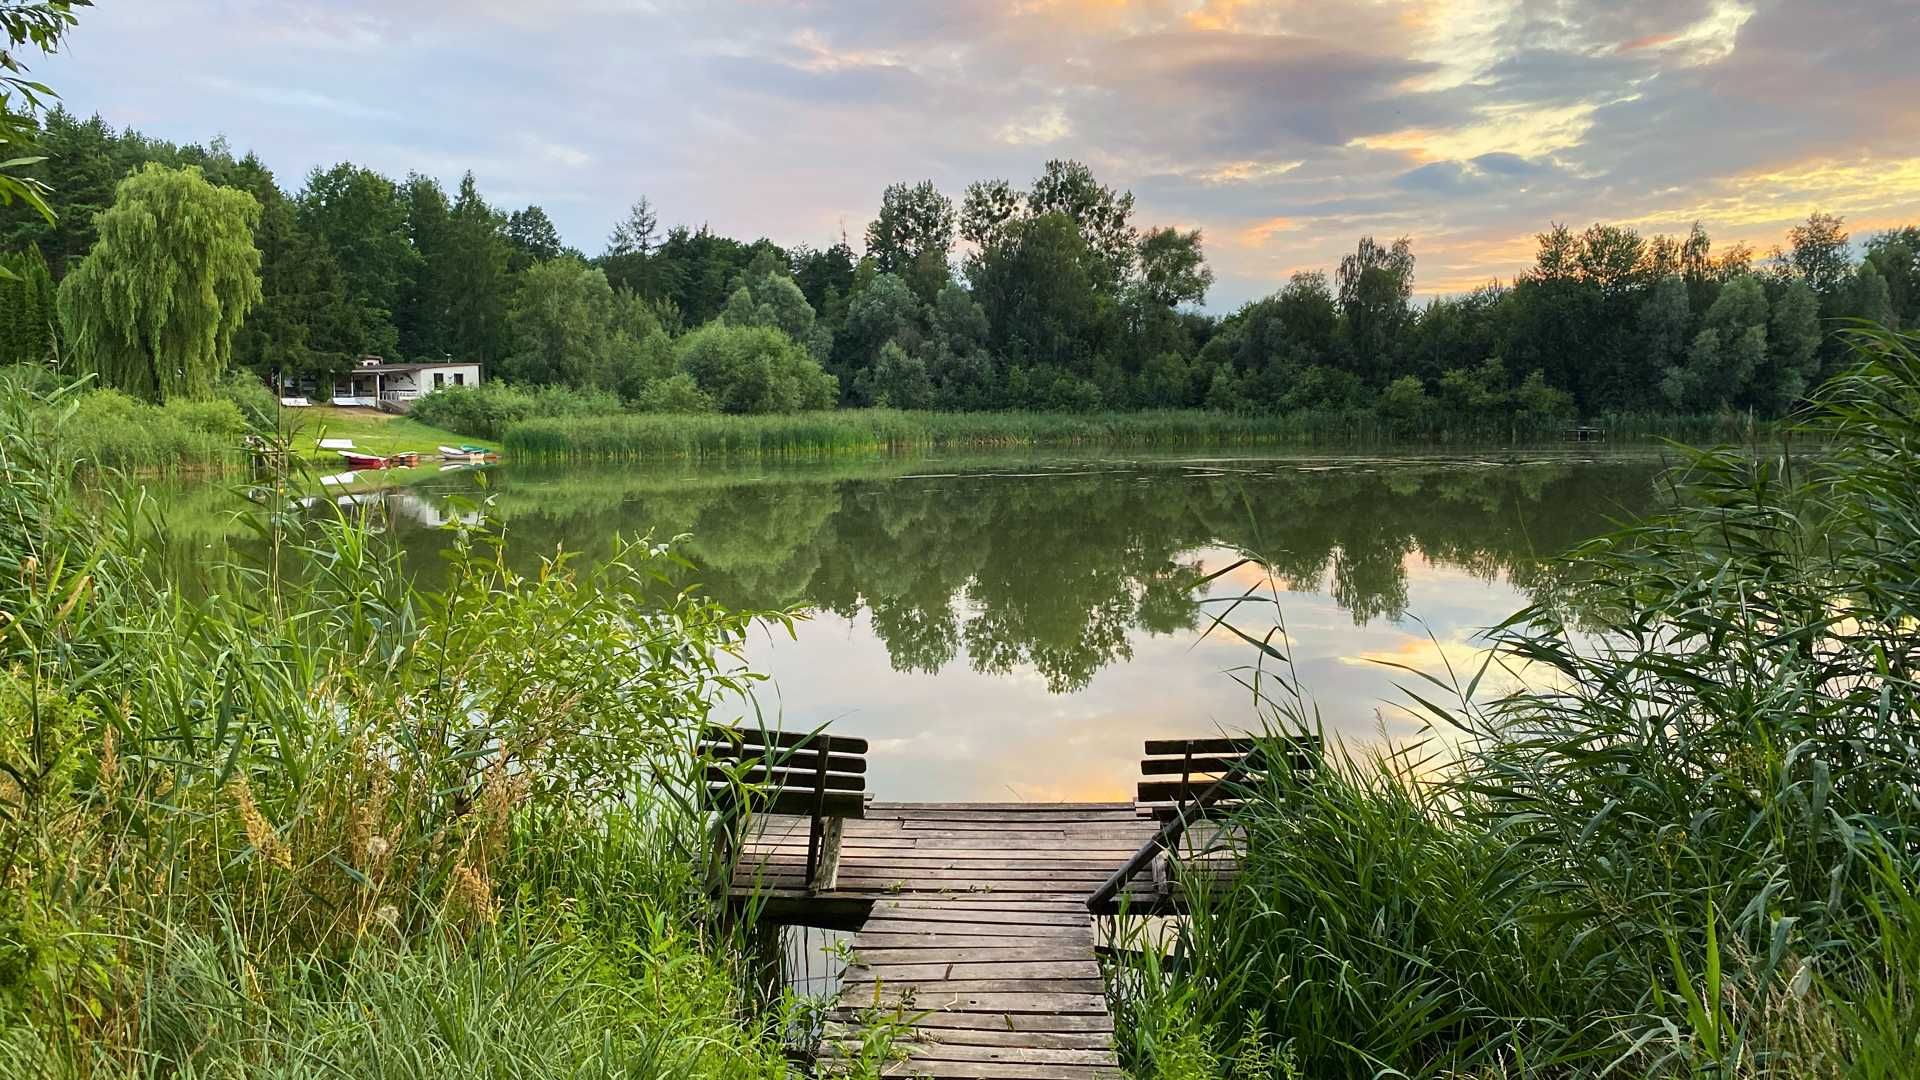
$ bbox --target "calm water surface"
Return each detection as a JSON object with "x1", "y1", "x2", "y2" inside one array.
[{"x1": 168, "y1": 450, "x2": 1663, "y2": 800}]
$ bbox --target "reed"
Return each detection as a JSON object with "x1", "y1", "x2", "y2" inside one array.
[
  {"x1": 500, "y1": 407, "x2": 1765, "y2": 461},
  {"x1": 0, "y1": 377, "x2": 805, "y2": 1076},
  {"x1": 1106, "y1": 326, "x2": 1920, "y2": 1078}
]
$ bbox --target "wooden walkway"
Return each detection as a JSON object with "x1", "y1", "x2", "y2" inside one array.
[{"x1": 734, "y1": 802, "x2": 1163, "y2": 1079}]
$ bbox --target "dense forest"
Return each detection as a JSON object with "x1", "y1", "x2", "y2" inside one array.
[{"x1": 4, "y1": 108, "x2": 1919, "y2": 422}]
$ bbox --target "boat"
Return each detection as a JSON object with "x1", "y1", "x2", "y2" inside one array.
[
  {"x1": 389, "y1": 451, "x2": 421, "y2": 468},
  {"x1": 338, "y1": 450, "x2": 388, "y2": 470}
]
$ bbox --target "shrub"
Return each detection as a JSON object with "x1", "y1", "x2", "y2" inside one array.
[
  {"x1": 215, "y1": 370, "x2": 279, "y2": 429},
  {"x1": 410, "y1": 381, "x2": 623, "y2": 439},
  {"x1": 635, "y1": 371, "x2": 714, "y2": 413},
  {"x1": 674, "y1": 322, "x2": 838, "y2": 414},
  {"x1": 161, "y1": 396, "x2": 249, "y2": 437}
]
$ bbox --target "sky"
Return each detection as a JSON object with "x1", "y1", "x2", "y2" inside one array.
[{"x1": 39, "y1": 0, "x2": 1920, "y2": 309}]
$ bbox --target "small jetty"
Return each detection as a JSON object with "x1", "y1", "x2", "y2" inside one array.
[
  {"x1": 737, "y1": 804, "x2": 1153, "y2": 1078},
  {"x1": 717, "y1": 731, "x2": 1305, "y2": 1079}
]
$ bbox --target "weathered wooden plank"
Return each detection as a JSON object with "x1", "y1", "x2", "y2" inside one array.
[
  {"x1": 903, "y1": 1044, "x2": 1118, "y2": 1066},
  {"x1": 883, "y1": 802, "x2": 1136, "y2": 812},
  {"x1": 700, "y1": 726, "x2": 868, "y2": 754},
  {"x1": 823, "y1": 1025, "x2": 1115, "y2": 1051},
  {"x1": 825, "y1": 1040, "x2": 1118, "y2": 1067},
  {"x1": 706, "y1": 765, "x2": 866, "y2": 791},
  {"x1": 846, "y1": 989, "x2": 1109, "y2": 1014},
  {"x1": 844, "y1": 959, "x2": 1101, "y2": 981},
  {"x1": 879, "y1": 1053, "x2": 1121, "y2": 1068},
  {"x1": 896, "y1": 1011, "x2": 1115, "y2": 1033},
  {"x1": 858, "y1": 929, "x2": 1087, "y2": 945},
  {"x1": 852, "y1": 949, "x2": 1098, "y2": 968},
  {"x1": 863, "y1": 909, "x2": 1090, "y2": 928}
]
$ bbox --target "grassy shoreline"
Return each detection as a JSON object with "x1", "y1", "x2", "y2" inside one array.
[{"x1": 500, "y1": 407, "x2": 1768, "y2": 461}]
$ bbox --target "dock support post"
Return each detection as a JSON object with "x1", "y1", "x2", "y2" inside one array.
[{"x1": 813, "y1": 817, "x2": 844, "y2": 892}]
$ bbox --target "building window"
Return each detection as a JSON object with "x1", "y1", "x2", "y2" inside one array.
[
  {"x1": 434, "y1": 372, "x2": 444, "y2": 388},
  {"x1": 454, "y1": 372, "x2": 465, "y2": 386}
]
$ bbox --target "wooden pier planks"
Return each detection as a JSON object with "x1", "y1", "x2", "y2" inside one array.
[{"x1": 735, "y1": 803, "x2": 1154, "y2": 1080}]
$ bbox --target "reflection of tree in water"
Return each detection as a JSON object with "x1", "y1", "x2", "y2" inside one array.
[{"x1": 392, "y1": 458, "x2": 1658, "y2": 694}]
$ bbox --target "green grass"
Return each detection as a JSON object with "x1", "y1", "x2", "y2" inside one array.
[
  {"x1": 1104, "y1": 326, "x2": 1920, "y2": 1078},
  {"x1": 499, "y1": 407, "x2": 1762, "y2": 461},
  {"x1": 287, "y1": 404, "x2": 498, "y2": 474},
  {"x1": 0, "y1": 381, "x2": 805, "y2": 1077}
]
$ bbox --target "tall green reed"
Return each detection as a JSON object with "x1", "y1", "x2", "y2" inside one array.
[
  {"x1": 1107, "y1": 326, "x2": 1920, "y2": 1078},
  {"x1": 0, "y1": 377, "x2": 802, "y2": 1076}
]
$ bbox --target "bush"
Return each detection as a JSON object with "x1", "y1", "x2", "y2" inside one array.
[
  {"x1": 410, "y1": 381, "x2": 623, "y2": 439},
  {"x1": 161, "y1": 396, "x2": 249, "y2": 438},
  {"x1": 674, "y1": 323, "x2": 838, "y2": 414},
  {"x1": 215, "y1": 370, "x2": 279, "y2": 429},
  {"x1": 634, "y1": 371, "x2": 714, "y2": 413}
]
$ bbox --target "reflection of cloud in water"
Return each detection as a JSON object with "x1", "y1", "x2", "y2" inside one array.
[{"x1": 739, "y1": 545, "x2": 1555, "y2": 801}]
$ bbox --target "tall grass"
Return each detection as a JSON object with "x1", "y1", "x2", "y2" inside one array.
[
  {"x1": 0, "y1": 378, "x2": 806, "y2": 1075},
  {"x1": 1108, "y1": 325, "x2": 1920, "y2": 1078},
  {"x1": 501, "y1": 407, "x2": 1763, "y2": 461}
]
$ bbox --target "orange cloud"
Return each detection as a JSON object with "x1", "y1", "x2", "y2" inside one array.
[{"x1": 1233, "y1": 215, "x2": 1300, "y2": 247}]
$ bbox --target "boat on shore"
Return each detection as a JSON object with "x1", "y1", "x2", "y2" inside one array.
[{"x1": 339, "y1": 450, "x2": 388, "y2": 470}]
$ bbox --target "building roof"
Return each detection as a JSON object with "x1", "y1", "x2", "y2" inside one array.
[{"x1": 346, "y1": 361, "x2": 484, "y2": 375}]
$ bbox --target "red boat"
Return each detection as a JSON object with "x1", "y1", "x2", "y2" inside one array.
[{"x1": 338, "y1": 450, "x2": 389, "y2": 470}]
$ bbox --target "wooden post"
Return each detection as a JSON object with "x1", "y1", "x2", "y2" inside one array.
[{"x1": 813, "y1": 816, "x2": 845, "y2": 892}]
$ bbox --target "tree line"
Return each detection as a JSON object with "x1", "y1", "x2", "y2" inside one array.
[{"x1": 4, "y1": 107, "x2": 1918, "y2": 421}]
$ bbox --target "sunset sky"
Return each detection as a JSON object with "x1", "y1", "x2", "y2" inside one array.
[{"x1": 43, "y1": 0, "x2": 1920, "y2": 308}]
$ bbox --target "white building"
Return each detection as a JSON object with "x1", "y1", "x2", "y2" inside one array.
[{"x1": 329, "y1": 356, "x2": 483, "y2": 408}]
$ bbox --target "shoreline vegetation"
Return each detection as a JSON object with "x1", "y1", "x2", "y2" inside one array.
[
  {"x1": 6, "y1": 320, "x2": 1920, "y2": 1075},
  {"x1": 494, "y1": 405, "x2": 1766, "y2": 460},
  {"x1": 1103, "y1": 327, "x2": 1920, "y2": 1078}
]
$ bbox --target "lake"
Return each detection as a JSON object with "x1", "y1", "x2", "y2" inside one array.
[{"x1": 162, "y1": 449, "x2": 1664, "y2": 801}]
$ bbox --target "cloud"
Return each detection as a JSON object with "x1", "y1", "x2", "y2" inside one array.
[{"x1": 34, "y1": 0, "x2": 1920, "y2": 310}]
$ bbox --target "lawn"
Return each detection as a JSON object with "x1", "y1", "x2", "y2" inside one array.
[{"x1": 283, "y1": 405, "x2": 499, "y2": 484}]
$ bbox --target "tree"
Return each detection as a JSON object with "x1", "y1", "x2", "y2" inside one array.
[
  {"x1": 601, "y1": 197, "x2": 660, "y2": 297},
  {"x1": 57, "y1": 163, "x2": 261, "y2": 400},
  {"x1": 1864, "y1": 226, "x2": 1919, "y2": 328},
  {"x1": 855, "y1": 340, "x2": 934, "y2": 408},
  {"x1": 865, "y1": 180, "x2": 954, "y2": 299},
  {"x1": 606, "y1": 197, "x2": 657, "y2": 260},
  {"x1": 1637, "y1": 275, "x2": 1692, "y2": 381},
  {"x1": 226, "y1": 152, "x2": 356, "y2": 382},
  {"x1": 1336, "y1": 236, "x2": 1414, "y2": 382},
  {"x1": 1787, "y1": 212, "x2": 1852, "y2": 297},
  {"x1": 1135, "y1": 227, "x2": 1213, "y2": 308},
  {"x1": 960, "y1": 179, "x2": 1022, "y2": 249},
  {"x1": 834, "y1": 271, "x2": 924, "y2": 402},
  {"x1": 967, "y1": 212, "x2": 1102, "y2": 373},
  {"x1": 297, "y1": 162, "x2": 417, "y2": 359},
  {"x1": 438, "y1": 172, "x2": 510, "y2": 363},
  {"x1": 505, "y1": 205, "x2": 562, "y2": 271},
  {"x1": 1026, "y1": 160, "x2": 1137, "y2": 288},
  {"x1": 673, "y1": 322, "x2": 837, "y2": 413},
  {"x1": 721, "y1": 250, "x2": 819, "y2": 346},
  {"x1": 1662, "y1": 273, "x2": 1768, "y2": 410},
  {"x1": 1763, "y1": 280, "x2": 1820, "y2": 411},
  {"x1": 501, "y1": 256, "x2": 664, "y2": 392},
  {"x1": 0, "y1": 242, "x2": 55, "y2": 364}
]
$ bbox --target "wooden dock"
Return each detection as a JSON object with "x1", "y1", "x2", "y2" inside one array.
[{"x1": 733, "y1": 802, "x2": 1164, "y2": 1079}]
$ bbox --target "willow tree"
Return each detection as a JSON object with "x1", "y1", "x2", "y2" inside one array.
[{"x1": 57, "y1": 163, "x2": 261, "y2": 400}]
